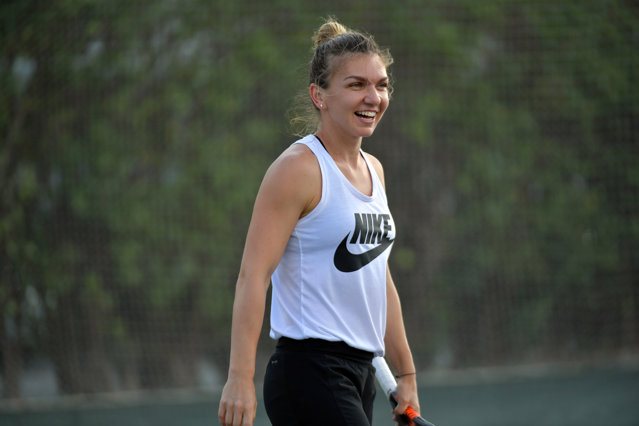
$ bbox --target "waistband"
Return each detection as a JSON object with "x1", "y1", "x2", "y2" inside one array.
[{"x1": 276, "y1": 337, "x2": 374, "y2": 362}]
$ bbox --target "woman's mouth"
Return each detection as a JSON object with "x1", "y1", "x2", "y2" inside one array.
[{"x1": 355, "y1": 111, "x2": 377, "y2": 122}]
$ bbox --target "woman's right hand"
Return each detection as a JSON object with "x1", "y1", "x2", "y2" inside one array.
[
  {"x1": 219, "y1": 143, "x2": 321, "y2": 426},
  {"x1": 218, "y1": 376, "x2": 257, "y2": 426}
]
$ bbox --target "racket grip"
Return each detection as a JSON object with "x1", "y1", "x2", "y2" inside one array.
[{"x1": 389, "y1": 391, "x2": 436, "y2": 426}]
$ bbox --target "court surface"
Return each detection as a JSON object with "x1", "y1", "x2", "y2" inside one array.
[{"x1": 1, "y1": 364, "x2": 637, "y2": 426}]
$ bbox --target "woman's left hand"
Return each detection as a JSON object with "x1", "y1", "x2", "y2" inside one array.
[{"x1": 392, "y1": 374, "x2": 420, "y2": 421}]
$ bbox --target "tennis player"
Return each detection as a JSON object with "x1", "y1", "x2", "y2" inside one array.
[{"x1": 218, "y1": 18, "x2": 420, "y2": 426}]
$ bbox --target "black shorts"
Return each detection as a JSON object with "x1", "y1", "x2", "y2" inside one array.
[{"x1": 263, "y1": 337, "x2": 377, "y2": 426}]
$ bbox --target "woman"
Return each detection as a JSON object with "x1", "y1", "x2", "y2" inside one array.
[{"x1": 218, "y1": 18, "x2": 420, "y2": 426}]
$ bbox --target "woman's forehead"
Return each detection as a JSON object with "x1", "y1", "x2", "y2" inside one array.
[{"x1": 332, "y1": 54, "x2": 388, "y2": 80}]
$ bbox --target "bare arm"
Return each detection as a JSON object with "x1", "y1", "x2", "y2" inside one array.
[
  {"x1": 384, "y1": 266, "x2": 420, "y2": 417},
  {"x1": 367, "y1": 152, "x2": 421, "y2": 416},
  {"x1": 218, "y1": 144, "x2": 320, "y2": 426}
]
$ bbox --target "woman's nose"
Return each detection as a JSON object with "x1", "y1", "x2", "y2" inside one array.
[{"x1": 364, "y1": 85, "x2": 381, "y2": 105}]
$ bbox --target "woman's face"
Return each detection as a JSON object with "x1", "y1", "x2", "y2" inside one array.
[{"x1": 320, "y1": 53, "x2": 390, "y2": 139}]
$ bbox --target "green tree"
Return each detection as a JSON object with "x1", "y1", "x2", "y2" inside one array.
[
  {"x1": 384, "y1": 0, "x2": 638, "y2": 366},
  {"x1": 1, "y1": 0, "x2": 636, "y2": 397}
]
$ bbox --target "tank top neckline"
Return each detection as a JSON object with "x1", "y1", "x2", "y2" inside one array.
[{"x1": 313, "y1": 135, "x2": 376, "y2": 200}]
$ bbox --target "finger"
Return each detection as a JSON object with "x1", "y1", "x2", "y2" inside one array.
[
  {"x1": 242, "y1": 411, "x2": 254, "y2": 426},
  {"x1": 225, "y1": 411, "x2": 235, "y2": 426},
  {"x1": 223, "y1": 403, "x2": 235, "y2": 426},
  {"x1": 242, "y1": 405, "x2": 256, "y2": 426},
  {"x1": 393, "y1": 400, "x2": 409, "y2": 415},
  {"x1": 232, "y1": 403, "x2": 246, "y2": 426},
  {"x1": 218, "y1": 402, "x2": 227, "y2": 425}
]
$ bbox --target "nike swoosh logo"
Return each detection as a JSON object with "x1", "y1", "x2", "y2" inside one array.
[{"x1": 333, "y1": 234, "x2": 394, "y2": 273}]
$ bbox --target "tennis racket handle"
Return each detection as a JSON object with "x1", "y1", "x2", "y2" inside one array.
[{"x1": 389, "y1": 392, "x2": 436, "y2": 426}]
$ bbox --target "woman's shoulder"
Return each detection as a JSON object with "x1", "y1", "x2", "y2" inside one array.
[
  {"x1": 258, "y1": 140, "x2": 322, "y2": 216},
  {"x1": 271, "y1": 140, "x2": 320, "y2": 176}
]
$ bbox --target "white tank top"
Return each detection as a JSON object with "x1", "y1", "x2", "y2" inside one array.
[{"x1": 269, "y1": 135, "x2": 396, "y2": 356}]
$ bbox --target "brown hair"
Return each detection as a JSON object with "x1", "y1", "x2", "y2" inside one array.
[{"x1": 290, "y1": 17, "x2": 393, "y2": 136}]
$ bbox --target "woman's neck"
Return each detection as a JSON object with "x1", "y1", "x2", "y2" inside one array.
[{"x1": 315, "y1": 128, "x2": 363, "y2": 166}]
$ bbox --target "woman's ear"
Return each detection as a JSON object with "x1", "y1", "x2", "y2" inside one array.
[{"x1": 309, "y1": 83, "x2": 324, "y2": 110}]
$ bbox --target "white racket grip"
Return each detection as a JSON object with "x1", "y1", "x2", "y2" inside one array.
[{"x1": 372, "y1": 356, "x2": 397, "y2": 398}]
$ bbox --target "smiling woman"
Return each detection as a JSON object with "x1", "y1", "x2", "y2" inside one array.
[
  {"x1": 218, "y1": 17, "x2": 420, "y2": 426},
  {"x1": 291, "y1": 18, "x2": 394, "y2": 137},
  {"x1": 311, "y1": 53, "x2": 390, "y2": 143}
]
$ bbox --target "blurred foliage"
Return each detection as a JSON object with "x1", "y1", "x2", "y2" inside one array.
[{"x1": 1, "y1": 0, "x2": 637, "y2": 396}]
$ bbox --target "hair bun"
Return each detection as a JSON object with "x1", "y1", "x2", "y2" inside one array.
[{"x1": 312, "y1": 18, "x2": 349, "y2": 48}]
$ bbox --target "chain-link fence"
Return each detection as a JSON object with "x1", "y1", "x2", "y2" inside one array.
[{"x1": 1, "y1": 0, "x2": 637, "y2": 401}]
